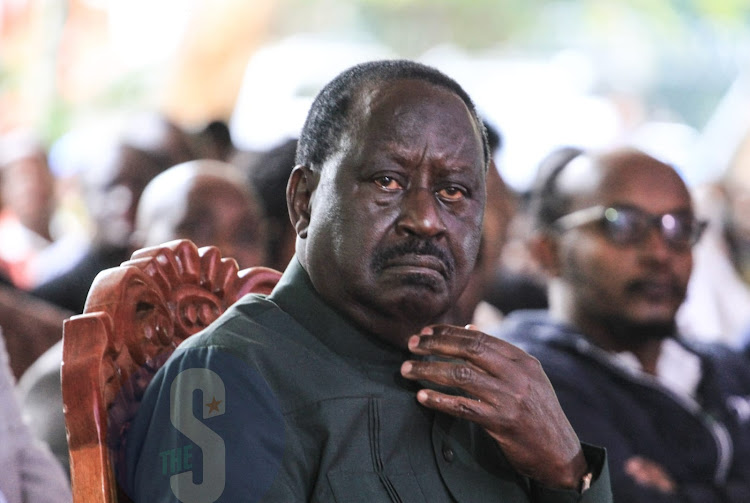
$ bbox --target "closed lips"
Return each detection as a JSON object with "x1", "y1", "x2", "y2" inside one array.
[{"x1": 384, "y1": 254, "x2": 448, "y2": 277}]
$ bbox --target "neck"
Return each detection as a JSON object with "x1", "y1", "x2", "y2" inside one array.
[
  {"x1": 549, "y1": 283, "x2": 668, "y2": 375},
  {"x1": 582, "y1": 322, "x2": 664, "y2": 375},
  {"x1": 334, "y1": 299, "x2": 442, "y2": 350},
  {"x1": 294, "y1": 254, "x2": 439, "y2": 350}
]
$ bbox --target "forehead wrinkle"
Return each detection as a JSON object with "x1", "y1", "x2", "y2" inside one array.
[
  {"x1": 441, "y1": 131, "x2": 477, "y2": 167},
  {"x1": 350, "y1": 80, "x2": 482, "y2": 174},
  {"x1": 417, "y1": 141, "x2": 428, "y2": 167},
  {"x1": 381, "y1": 138, "x2": 476, "y2": 174}
]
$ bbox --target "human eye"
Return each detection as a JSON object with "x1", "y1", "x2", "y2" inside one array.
[
  {"x1": 373, "y1": 175, "x2": 403, "y2": 191},
  {"x1": 663, "y1": 213, "x2": 697, "y2": 243},
  {"x1": 604, "y1": 207, "x2": 644, "y2": 244},
  {"x1": 437, "y1": 185, "x2": 467, "y2": 202}
]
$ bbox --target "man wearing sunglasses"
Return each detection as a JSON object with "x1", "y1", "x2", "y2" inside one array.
[{"x1": 494, "y1": 147, "x2": 750, "y2": 502}]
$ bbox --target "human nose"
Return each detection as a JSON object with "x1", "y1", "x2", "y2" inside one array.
[
  {"x1": 396, "y1": 187, "x2": 446, "y2": 238},
  {"x1": 638, "y1": 224, "x2": 675, "y2": 262}
]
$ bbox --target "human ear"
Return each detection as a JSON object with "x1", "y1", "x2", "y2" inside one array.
[
  {"x1": 287, "y1": 165, "x2": 315, "y2": 239},
  {"x1": 529, "y1": 231, "x2": 562, "y2": 278}
]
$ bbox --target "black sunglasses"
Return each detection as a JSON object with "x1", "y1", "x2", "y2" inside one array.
[{"x1": 553, "y1": 204, "x2": 707, "y2": 250}]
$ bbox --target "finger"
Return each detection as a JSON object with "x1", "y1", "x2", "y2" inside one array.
[
  {"x1": 408, "y1": 325, "x2": 534, "y2": 375},
  {"x1": 401, "y1": 359, "x2": 498, "y2": 403},
  {"x1": 625, "y1": 457, "x2": 676, "y2": 493},
  {"x1": 414, "y1": 388, "x2": 494, "y2": 424}
]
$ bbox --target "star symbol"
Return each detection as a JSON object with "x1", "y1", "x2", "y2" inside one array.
[{"x1": 206, "y1": 396, "x2": 222, "y2": 414}]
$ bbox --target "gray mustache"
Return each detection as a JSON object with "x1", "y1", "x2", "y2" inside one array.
[{"x1": 372, "y1": 239, "x2": 455, "y2": 278}]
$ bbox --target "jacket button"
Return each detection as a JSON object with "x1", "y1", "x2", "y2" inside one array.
[{"x1": 442, "y1": 446, "x2": 454, "y2": 462}]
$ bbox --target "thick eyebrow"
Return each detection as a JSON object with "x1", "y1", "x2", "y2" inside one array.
[{"x1": 383, "y1": 146, "x2": 482, "y2": 176}]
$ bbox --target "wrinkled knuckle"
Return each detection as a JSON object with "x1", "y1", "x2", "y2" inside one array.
[
  {"x1": 421, "y1": 335, "x2": 439, "y2": 350},
  {"x1": 450, "y1": 365, "x2": 475, "y2": 385},
  {"x1": 504, "y1": 394, "x2": 524, "y2": 422},
  {"x1": 519, "y1": 352, "x2": 542, "y2": 371},
  {"x1": 466, "y1": 332, "x2": 488, "y2": 357},
  {"x1": 456, "y1": 400, "x2": 481, "y2": 417}
]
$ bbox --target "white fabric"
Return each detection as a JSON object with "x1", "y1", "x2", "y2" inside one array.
[
  {"x1": 613, "y1": 338, "x2": 703, "y2": 399},
  {"x1": 0, "y1": 214, "x2": 88, "y2": 289},
  {"x1": 676, "y1": 189, "x2": 750, "y2": 347},
  {"x1": 0, "y1": 330, "x2": 71, "y2": 503},
  {"x1": 471, "y1": 301, "x2": 505, "y2": 333}
]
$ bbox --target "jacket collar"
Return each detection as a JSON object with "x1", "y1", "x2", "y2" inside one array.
[{"x1": 269, "y1": 257, "x2": 410, "y2": 369}]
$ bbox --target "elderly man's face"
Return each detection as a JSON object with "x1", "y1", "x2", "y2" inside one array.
[{"x1": 301, "y1": 79, "x2": 486, "y2": 347}]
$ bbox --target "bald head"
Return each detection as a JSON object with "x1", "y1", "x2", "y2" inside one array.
[
  {"x1": 135, "y1": 159, "x2": 268, "y2": 268},
  {"x1": 534, "y1": 147, "x2": 690, "y2": 231}
]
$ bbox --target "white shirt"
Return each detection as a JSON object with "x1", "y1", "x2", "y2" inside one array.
[{"x1": 613, "y1": 338, "x2": 703, "y2": 399}]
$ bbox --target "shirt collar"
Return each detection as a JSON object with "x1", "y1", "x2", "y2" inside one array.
[{"x1": 613, "y1": 339, "x2": 703, "y2": 398}]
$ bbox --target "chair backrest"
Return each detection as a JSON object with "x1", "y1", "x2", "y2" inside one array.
[{"x1": 61, "y1": 239, "x2": 281, "y2": 503}]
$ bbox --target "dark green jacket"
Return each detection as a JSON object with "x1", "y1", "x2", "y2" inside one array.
[{"x1": 125, "y1": 259, "x2": 611, "y2": 502}]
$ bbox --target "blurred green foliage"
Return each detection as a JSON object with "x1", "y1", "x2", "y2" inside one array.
[{"x1": 278, "y1": 0, "x2": 750, "y2": 53}]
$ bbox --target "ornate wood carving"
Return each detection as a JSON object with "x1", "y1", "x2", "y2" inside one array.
[{"x1": 61, "y1": 239, "x2": 281, "y2": 502}]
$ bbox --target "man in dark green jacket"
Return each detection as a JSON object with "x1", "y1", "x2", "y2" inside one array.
[{"x1": 124, "y1": 59, "x2": 611, "y2": 502}]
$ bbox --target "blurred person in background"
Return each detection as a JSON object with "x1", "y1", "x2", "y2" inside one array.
[
  {"x1": 19, "y1": 157, "x2": 269, "y2": 479},
  {"x1": 496, "y1": 146, "x2": 750, "y2": 502},
  {"x1": 188, "y1": 119, "x2": 237, "y2": 162},
  {"x1": 241, "y1": 137, "x2": 298, "y2": 272},
  {"x1": 0, "y1": 327, "x2": 72, "y2": 503},
  {"x1": 0, "y1": 130, "x2": 87, "y2": 290},
  {"x1": 677, "y1": 135, "x2": 750, "y2": 348},
  {"x1": 484, "y1": 146, "x2": 584, "y2": 317},
  {"x1": 30, "y1": 113, "x2": 200, "y2": 314},
  {"x1": 132, "y1": 158, "x2": 268, "y2": 268}
]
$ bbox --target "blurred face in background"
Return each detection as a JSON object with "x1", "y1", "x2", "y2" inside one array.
[
  {"x1": 84, "y1": 144, "x2": 166, "y2": 248},
  {"x1": 550, "y1": 151, "x2": 695, "y2": 340},
  {"x1": 1, "y1": 150, "x2": 56, "y2": 238},
  {"x1": 174, "y1": 173, "x2": 268, "y2": 268},
  {"x1": 135, "y1": 160, "x2": 268, "y2": 269}
]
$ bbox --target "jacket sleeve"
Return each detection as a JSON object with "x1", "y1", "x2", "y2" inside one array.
[
  {"x1": 528, "y1": 443, "x2": 613, "y2": 503},
  {"x1": 550, "y1": 372, "x2": 740, "y2": 503},
  {"x1": 124, "y1": 345, "x2": 291, "y2": 502}
]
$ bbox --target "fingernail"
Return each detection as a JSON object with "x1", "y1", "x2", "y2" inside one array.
[
  {"x1": 401, "y1": 361, "x2": 412, "y2": 374},
  {"x1": 416, "y1": 390, "x2": 428, "y2": 402},
  {"x1": 420, "y1": 326, "x2": 434, "y2": 335},
  {"x1": 408, "y1": 335, "x2": 420, "y2": 350}
]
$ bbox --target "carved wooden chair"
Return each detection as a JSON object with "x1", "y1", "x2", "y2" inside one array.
[{"x1": 61, "y1": 239, "x2": 281, "y2": 502}]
